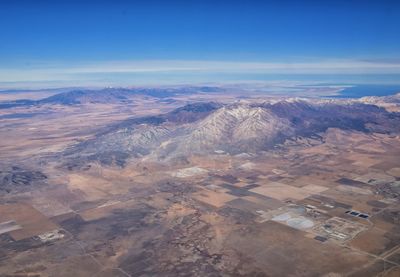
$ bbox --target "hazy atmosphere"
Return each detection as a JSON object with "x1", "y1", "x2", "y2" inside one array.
[
  {"x1": 1, "y1": 1, "x2": 400, "y2": 87},
  {"x1": 1, "y1": 1, "x2": 400, "y2": 277}
]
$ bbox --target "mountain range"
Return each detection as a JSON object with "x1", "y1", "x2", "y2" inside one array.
[
  {"x1": 61, "y1": 97, "x2": 400, "y2": 168},
  {"x1": 0, "y1": 86, "x2": 224, "y2": 108}
]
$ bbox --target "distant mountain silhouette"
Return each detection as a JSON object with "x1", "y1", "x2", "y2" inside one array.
[{"x1": 0, "y1": 86, "x2": 224, "y2": 108}]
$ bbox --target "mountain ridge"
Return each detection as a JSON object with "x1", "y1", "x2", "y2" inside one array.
[
  {"x1": 0, "y1": 86, "x2": 225, "y2": 108},
  {"x1": 61, "y1": 97, "x2": 400, "y2": 167}
]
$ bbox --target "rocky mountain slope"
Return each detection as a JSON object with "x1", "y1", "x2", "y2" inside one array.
[
  {"x1": 359, "y1": 92, "x2": 400, "y2": 104},
  {"x1": 61, "y1": 98, "x2": 400, "y2": 167}
]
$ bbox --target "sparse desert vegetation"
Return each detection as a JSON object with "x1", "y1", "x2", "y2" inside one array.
[{"x1": 0, "y1": 86, "x2": 400, "y2": 276}]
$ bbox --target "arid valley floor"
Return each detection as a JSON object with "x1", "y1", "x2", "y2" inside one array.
[{"x1": 0, "y1": 86, "x2": 400, "y2": 277}]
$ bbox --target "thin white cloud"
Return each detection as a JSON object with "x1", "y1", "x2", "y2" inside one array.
[
  {"x1": 64, "y1": 59, "x2": 400, "y2": 74},
  {"x1": 1, "y1": 59, "x2": 400, "y2": 83}
]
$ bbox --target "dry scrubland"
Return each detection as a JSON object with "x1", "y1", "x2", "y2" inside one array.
[{"x1": 0, "y1": 89, "x2": 400, "y2": 276}]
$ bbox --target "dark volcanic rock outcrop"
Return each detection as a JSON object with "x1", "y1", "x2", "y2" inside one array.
[{"x1": 0, "y1": 166, "x2": 47, "y2": 194}]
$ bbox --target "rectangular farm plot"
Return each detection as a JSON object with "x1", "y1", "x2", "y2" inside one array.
[
  {"x1": 192, "y1": 189, "x2": 237, "y2": 208},
  {"x1": 0, "y1": 203, "x2": 58, "y2": 241},
  {"x1": 250, "y1": 182, "x2": 327, "y2": 201},
  {"x1": 302, "y1": 184, "x2": 330, "y2": 194}
]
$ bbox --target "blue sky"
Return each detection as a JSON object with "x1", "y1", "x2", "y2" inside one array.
[{"x1": 1, "y1": 0, "x2": 400, "y2": 88}]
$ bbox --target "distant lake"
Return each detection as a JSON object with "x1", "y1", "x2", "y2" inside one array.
[{"x1": 330, "y1": 85, "x2": 400, "y2": 98}]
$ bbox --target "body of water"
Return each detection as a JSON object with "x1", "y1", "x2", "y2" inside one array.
[{"x1": 332, "y1": 85, "x2": 400, "y2": 98}]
